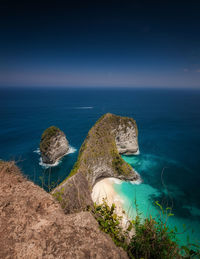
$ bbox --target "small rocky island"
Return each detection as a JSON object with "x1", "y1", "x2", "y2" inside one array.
[
  {"x1": 40, "y1": 126, "x2": 69, "y2": 164},
  {"x1": 52, "y1": 113, "x2": 139, "y2": 213}
]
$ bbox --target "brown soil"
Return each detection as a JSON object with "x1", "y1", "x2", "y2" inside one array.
[{"x1": 0, "y1": 161, "x2": 127, "y2": 259}]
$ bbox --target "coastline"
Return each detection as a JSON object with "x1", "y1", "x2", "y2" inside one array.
[
  {"x1": 34, "y1": 146, "x2": 77, "y2": 169},
  {"x1": 91, "y1": 177, "x2": 134, "y2": 231}
]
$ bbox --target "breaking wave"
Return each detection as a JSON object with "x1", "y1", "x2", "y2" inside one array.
[
  {"x1": 75, "y1": 106, "x2": 93, "y2": 109},
  {"x1": 34, "y1": 146, "x2": 77, "y2": 169}
]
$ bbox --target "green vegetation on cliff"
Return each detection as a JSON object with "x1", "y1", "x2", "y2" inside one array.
[
  {"x1": 52, "y1": 113, "x2": 138, "y2": 215},
  {"x1": 66, "y1": 113, "x2": 137, "y2": 184},
  {"x1": 40, "y1": 126, "x2": 60, "y2": 153}
]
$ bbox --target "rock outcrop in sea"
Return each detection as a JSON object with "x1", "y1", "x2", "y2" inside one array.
[
  {"x1": 52, "y1": 113, "x2": 139, "y2": 213},
  {"x1": 40, "y1": 126, "x2": 69, "y2": 164},
  {"x1": 0, "y1": 161, "x2": 127, "y2": 258}
]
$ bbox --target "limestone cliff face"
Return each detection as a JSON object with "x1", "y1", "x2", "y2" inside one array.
[
  {"x1": 53, "y1": 113, "x2": 139, "y2": 213},
  {"x1": 115, "y1": 121, "x2": 138, "y2": 155},
  {"x1": 0, "y1": 161, "x2": 127, "y2": 259},
  {"x1": 40, "y1": 126, "x2": 69, "y2": 164}
]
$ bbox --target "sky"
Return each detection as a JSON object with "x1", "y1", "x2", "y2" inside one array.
[{"x1": 0, "y1": 0, "x2": 200, "y2": 88}]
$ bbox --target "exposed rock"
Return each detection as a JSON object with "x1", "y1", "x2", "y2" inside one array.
[
  {"x1": 40, "y1": 126, "x2": 69, "y2": 164},
  {"x1": 115, "y1": 121, "x2": 139, "y2": 155},
  {"x1": 0, "y1": 161, "x2": 128, "y2": 259},
  {"x1": 53, "y1": 113, "x2": 139, "y2": 214}
]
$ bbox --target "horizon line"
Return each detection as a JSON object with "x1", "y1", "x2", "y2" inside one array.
[{"x1": 0, "y1": 85, "x2": 200, "y2": 91}]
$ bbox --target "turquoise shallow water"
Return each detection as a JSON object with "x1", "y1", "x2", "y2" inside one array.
[{"x1": 114, "y1": 155, "x2": 200, "y2": 246}]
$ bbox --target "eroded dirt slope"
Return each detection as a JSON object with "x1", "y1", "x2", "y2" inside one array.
[{"x1": 0, "y1": 161, "x2": 127, "y2": 259}]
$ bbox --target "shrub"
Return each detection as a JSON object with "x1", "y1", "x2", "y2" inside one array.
[
  {"x1": 128, "y1": 215, "x2": 180, "y2": 258},
  {"x1": 90, "y1": 199, "x2": 200, "y2": 259},
  {"x1": 90, "y1": 198, "x2": 131, "y2": 248}
]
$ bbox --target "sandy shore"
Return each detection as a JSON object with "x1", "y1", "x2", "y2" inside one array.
[{"x1": 91, "y1": 177, "x2": 133, "y2": 231}]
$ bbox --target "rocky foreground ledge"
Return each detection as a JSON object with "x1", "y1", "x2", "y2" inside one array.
[
  {"x1": 40, "y1": 126, "x2": 69, "y2": 164},
  {"x1": 0, "y1": 161, "x2": 127, "y2": 259},
  {"x1": 52, "y1": 113, "x2": 139, "y2": 213}
]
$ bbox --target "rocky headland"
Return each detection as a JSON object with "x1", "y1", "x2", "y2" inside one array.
[
  {"x1": 40, "y1": 126, "x2": 69, "y2": 164},
  {"x1": 52, "y1": 113, "x2": 139, "y2": 213},
  {"x1": 0, "y1": 113, "x2": 139, "y2": 258}
]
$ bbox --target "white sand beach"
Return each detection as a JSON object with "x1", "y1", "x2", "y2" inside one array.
[{"x1": 91, "y1": 177, "x2": 133, "y2": 231}]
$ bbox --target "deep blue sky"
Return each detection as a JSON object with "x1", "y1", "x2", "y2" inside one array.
[{"x1": 0, "y1": 0, "x2": 200, "y2": 88}]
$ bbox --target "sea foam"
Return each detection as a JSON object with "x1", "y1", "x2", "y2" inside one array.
[
  {"x1": 75, "y1": 106, "x2": 93, "y2": 109},
  {"x1": 111, "y1": 178, "x2": 123, "y2": 184},
  {"x1": 130, "y1": 178, "x2": 142, "y2": 185},
  {"x1": 134, "y1": 148, "x2": 140, "y2": 155},
  {"x1": 34, "y1": 146, "x2": 77, "y2": 169},
  {"x1": 33, "y1": 148, "x2": 40, "y2": 154},
  {"x1": 130, "y1": 170, "x2": 142, "y2": 185}
]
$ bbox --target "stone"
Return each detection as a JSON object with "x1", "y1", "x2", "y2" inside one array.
[
  {"x1": 40, "y1": 126, "x2": 69, "y2": 164},
  {"x1": 0, "y1": 161, "x2": 128, "y2": 259},
  {"x1": 115, "y1": 120, "x2": 139, "y2": 155},
  {"x1": 52, "y1": 113, "x2": 140, "y2": 214}
]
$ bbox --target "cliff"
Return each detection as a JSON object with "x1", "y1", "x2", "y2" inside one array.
[
  {"x1": 0, "y1": 161, "x2": 127, "y2": 259},
  {"x1": 40, "y1": 126, "x2": 69, "y2": 164},
  {"x1": 52, "y1": 113, "x2": 139, "y2": 213}
]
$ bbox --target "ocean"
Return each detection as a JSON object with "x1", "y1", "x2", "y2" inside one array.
[{"x1": 0, "y1": 87, "x2": 200, "y2": 246}]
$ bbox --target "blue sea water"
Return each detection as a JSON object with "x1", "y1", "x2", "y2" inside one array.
[{"x1": 0, "y1": 87, "x2": 200, "y2": 246}]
